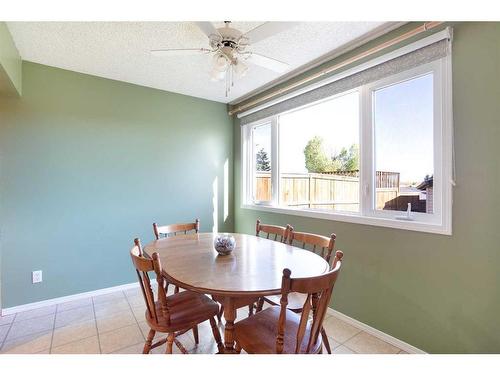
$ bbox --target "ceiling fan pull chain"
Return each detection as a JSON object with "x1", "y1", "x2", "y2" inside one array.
[
  {"x1": 225, "y1": 70, "x2": 229, "y2": 97},
  {"x1": 230, "y1": 65, "x2": 232, "y2": 88}
]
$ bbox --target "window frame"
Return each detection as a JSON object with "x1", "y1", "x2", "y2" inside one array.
[
  {"x1": 362, "y1": 61, "x2": 444, "y2": 224},
  {"x1": 247, "y1": 119, "x2": 275, "y2": 206},
  {"x1": 275, "y1": 88, "x2": 362, "y2": 211},
  {"x1": 241, "y1": 55, "x2": 453, "y2": 235}
]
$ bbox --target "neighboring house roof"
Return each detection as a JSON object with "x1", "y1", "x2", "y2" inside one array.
[{"x1": 417, "y1": 176, "x2": 434, "y2": 190}]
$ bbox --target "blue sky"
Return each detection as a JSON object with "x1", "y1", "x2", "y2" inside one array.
[{"x1": 374, "y1": 73, "x2": 434, "y2": 183}]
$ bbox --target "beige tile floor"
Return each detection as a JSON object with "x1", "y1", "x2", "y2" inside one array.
[{"x1": 0, "y1": 287, "x2": 409, "y2": 354}]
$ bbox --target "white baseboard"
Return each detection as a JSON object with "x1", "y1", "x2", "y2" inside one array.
[
  {"x1": 327, "y1": 307, "x2": 426, "y2": 354},
  {"x1": 1, "y1": 281, "x2": 141, "y2": 316}
]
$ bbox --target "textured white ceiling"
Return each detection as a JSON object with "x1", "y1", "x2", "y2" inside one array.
[{"x1": 7, "y1": 21, "x2": 392, "y2": 103}]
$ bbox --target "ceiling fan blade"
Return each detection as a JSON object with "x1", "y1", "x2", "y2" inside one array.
[
  {"x1": 242, "y1": 22, "x2": 300, "y2": 44},
  {"x1": 194, "y1": 22, "x2": 221, "y2": 38},
  {"x1": 246, "y1": 53, "x2": 290, "y2": 73},
  {"x1": 151, "y1": 48, "x2": 212, "y2": 56}
]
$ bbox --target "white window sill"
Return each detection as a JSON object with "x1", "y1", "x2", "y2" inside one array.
[{"x1": 241, "y1": 204, "x2": 451, "y2": 236}]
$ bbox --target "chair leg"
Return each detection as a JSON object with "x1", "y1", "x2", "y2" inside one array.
[
  {"x1": 217, "y1": 305, "x2": 224, "y2": 323},
  {"x1": 165, "y1": 333, "x2": 175, "y2": 354},
  {"x1": 143, "y1": 329, "x2": 156, "y2": 354},
  {"x1": 209, "y1": 317, "x2": 224, "y2": 354},
  {"x1": 256, "y1": 297, "x2": 264, "y2": 313},
  {"x1": 192, "y1": 324, "x2": 199, "y2": 344},
  {"x1": 174, "y1": 338, "x2": 188, "y2": 354},
  {"x1": 235, "y1": 342, "x2": 242, "y2": 354},
  {"x1": 320, "y1": 327, "x2": 331, "y2": 354},
  {"x1": 248, "y1": 303, "x2": 254, "y2": 316},
  {"x1": 174, "y1": 285, "x2": 180, "y2": 294}
]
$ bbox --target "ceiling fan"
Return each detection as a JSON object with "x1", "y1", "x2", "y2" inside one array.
[{"x1": 151, "y1": 21, "x2": 299, "y2": 97}]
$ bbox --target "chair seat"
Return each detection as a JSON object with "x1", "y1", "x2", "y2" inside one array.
[
  {"x1": 145, "y1": 290, "x2": 219, "y2": 333},
  {"x1": 234, "y1": 306, "x2": 322, "y2": 354},
  {"x1": 264, "y1": 292, "x2": 306, "y2": 311}
]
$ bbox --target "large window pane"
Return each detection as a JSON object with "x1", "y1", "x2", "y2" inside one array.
[
  {"x1": 373, "y1": 73, "x2": 434, "y2": 214},
  {"x1": 278, "y1": 91, "x2": 360, "y2": 212},
  {"x1": 252, "y1": 122, "x2": 272, "y2": 203}
]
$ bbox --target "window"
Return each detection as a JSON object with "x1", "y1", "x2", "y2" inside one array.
[
  {"x1": 242, "y1": 58, "x2": 452, "y2": 235},
  {"x1": 279, "y1": 91, "x2": 360, "y2": 213},
  {"x1": 372, "y1": 73, "x2": 434, "y2": 216},
  {"x1": 251, "y1": 121, "x2": 272, "y2": 204}
]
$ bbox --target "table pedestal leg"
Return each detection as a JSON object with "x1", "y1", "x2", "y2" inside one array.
[{"x1": 223, "y1": 297, "x2": 236, "y2": 354}]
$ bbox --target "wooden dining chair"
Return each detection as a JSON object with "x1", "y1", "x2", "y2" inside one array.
[
  {"x1": 288, "y1": 230, "x2": 337, "y2": 264},
  {"x1": 218, "y1": 220, "x2": 294, "y2": 321},
  {"x1": 245, "y1": 220, "x2": 294, "y2": 317},
  {"x1": 152, "y1": 219, "x2": 200, "y2": 294},
  {"x1": 233, "y1": 251, "x2": 343, "y2": 354},
  {"x1": 255, "y1": 229, "x2": 337, "y2": 353},
  {"x1": 130, "y1": 238, "x2": 223, "y2": 354},
  {"x1": 255, "y1": 219, "x2": 293, "y2": 243},
  {"x1": 153, "y1": 219, "x2": 200, "y2": 240}
]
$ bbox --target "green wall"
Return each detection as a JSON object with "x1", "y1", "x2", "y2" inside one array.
[
  {"x1": 0, "y1": 22, "x2": 22, "y2": 96},
  {"x1": 234, "y1": 22, "x2": 500, "y2": 353},
  {"x1": 0, "y1": 62, "x2": 233, "y2": 308}
]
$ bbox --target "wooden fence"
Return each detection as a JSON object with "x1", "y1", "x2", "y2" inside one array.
[{"x1": 255, "y1": 171, "x2": 400, "y2": 211}]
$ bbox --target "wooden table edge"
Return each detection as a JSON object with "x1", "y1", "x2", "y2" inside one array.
[{"x1": 159, "y1": 269, "x2": 283, "y2": 298}]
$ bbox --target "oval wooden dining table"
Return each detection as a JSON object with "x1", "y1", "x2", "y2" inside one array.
[{"x1": 143, "y1": 232, "x2": 330, "y2": 353}]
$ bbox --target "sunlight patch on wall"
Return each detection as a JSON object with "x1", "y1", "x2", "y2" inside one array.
[
  {"x1": 224, "y1": 159, "x2": 229, "y2": 222},
  {"x1": 212, "y1": 176, "x2": 218, "y2": 233}
]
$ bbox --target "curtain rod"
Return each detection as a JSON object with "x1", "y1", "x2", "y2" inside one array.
[{"x1": 228, "y1": 21, "x2": 443, "y2": 117}]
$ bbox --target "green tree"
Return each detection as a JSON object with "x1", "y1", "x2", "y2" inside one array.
[
  {"x1": 256, "y1": 148, "x2": 271, "y2": 171},
  {"x1": 304, "y1": 136, "x2": 332, "y2": 173},
  {"x1": 304, "y1": 136, "x2": 359, "y2": 173},
  {"x1": 333, "y1": 144, "x2": 359, "y2": 171}
]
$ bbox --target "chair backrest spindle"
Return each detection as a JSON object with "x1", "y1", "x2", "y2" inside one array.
[{"x1": 276, "y1": 268, "x2": 291, "y2": 354}]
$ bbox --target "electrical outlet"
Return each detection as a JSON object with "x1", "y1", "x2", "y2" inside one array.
[{"x1": 32, "y1": 270, "x2": 43, "y2": 284}]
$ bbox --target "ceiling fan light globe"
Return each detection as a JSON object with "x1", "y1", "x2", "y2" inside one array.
[{"x1": 213, "y1": 54, "x2": 229, "y2": 72}]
